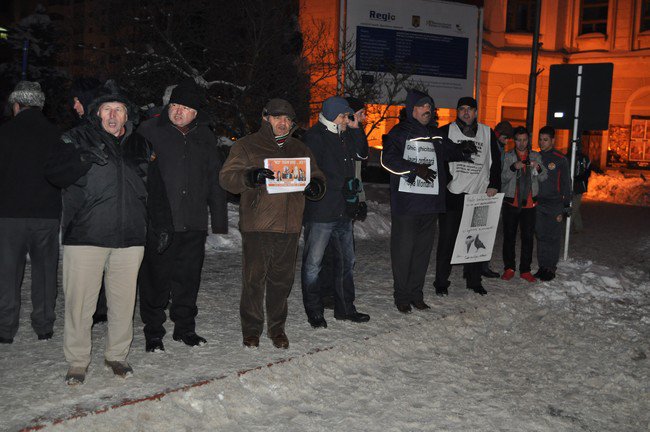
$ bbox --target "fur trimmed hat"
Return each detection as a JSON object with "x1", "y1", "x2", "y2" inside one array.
[{"x1": 9, "y1": 81, "x2": 45, "y2": 108}]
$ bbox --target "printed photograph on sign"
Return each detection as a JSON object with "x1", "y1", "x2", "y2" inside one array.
[
  {"x1": 451, "y1": 193, "x2": 504, "y2": 264},
  {"x1": 264, "y1": 157, "x2": 310, "y2": 194}
]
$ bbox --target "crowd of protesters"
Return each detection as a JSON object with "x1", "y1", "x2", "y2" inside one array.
[{"x1": 0, "y1": 77, "x2": 583, "y2": 385}]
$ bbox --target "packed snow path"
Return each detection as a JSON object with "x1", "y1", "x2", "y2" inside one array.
[{"x1": 1, "y1": 199, "x2": 648, "y2": 432}]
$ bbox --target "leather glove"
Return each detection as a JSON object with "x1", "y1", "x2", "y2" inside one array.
[
  {"x1": 354, "y1": 201, "x2": 368, "y2": 221},
  {"x1": 304, "y1": 178, "x2": 326, "y2": 201},
  {"x1": 413, "y1": 164, "x2": 437, "y2": 183},
  {"x1": 457, "y1": 140, "x2": 478, "y2": 155},
  {"x1": 563, "y1": 206, "x2": 572, "y2": 218},
  {"x1": 246, "y1": 168, "x2": 275, "y2": 187},
  {"x1": 79, "y1": 146, "x2": 109, "y2": 166},
  {"x1": 156, "y1": 231, "x2": 173, "y2": 254}
]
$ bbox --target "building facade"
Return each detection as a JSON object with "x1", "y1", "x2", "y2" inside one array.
[{"x1": 301, "y1": 0, "x2": 650, "y2": 170}]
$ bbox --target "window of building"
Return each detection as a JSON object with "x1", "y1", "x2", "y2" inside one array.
[
  {"x1": 506, "y1": 0, "x2": 537, "y2": 33},
  {"x1": 580, "y1": 0, "x2": 608, "y2": 35},
  {"x1": 500, "y1": 106, "x2": 527, "y2": 127},
  {"x1": 642, "y1": 0, "x2": 650, "y2": 32}
]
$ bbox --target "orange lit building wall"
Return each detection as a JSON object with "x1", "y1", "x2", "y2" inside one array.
[{"x1": 301, "y1": 0, "x2": 650, "y2": 168}]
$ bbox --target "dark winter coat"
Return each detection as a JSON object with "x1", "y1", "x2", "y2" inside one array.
[
  {"x1": 45, "y1": 101, "x2": 172, "y2": 248},
  {"x1": 0, "y1": 108, "x2": 62, "y2": 219},
  {"x1": 137, "y1": 109, "x2": 228, "y2": 234},
  {"x1": 302, "y1": 115, "x2": 368, "y2": 223},
  {"x1": 538, "y1": 148, "x2": 572, "y2": 206},
  {"x1": 219, "y1": 121, "x2": 325, "y2": 234},
  {"x1": 381, "y1": 89, "x2": 468, "y2": 215}
]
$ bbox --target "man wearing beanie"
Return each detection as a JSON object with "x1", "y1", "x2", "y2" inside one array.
[
  {"x1": 137, "y1": 78, "x2": 228, "y2": 352},
  {"x1": 220, "y1": 98, "x2": 325, "y2": 349},
  {"x1": 0, "y1": 81, "x2": 61, "y2": 344},
  {"x1": 434, "y1": 97, "x2": 502, "y2": 296},
  {"x1": 381, "y1": 89, "x2": 476, "y2": 313},
  {"x1": 317, "y1": 96, "x2": 369, "y2": 310},
  {"x1": 301, "y1": 96, "x2": 370, "y2": 329}
]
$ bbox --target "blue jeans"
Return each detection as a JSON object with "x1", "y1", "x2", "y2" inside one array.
[{"x1": 301, "y1": 218, "x2": 356, "y2": 317}]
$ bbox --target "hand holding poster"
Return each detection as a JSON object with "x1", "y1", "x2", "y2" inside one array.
[
  {"x1": 264, "y1": 157, "x2": 310, "y2": 194},
  {"x1": 451, "y1": 193, "x2": 504, "y2": 264},
  {"x1": 398, "y1": 137, "x2": 439, "y2": 194}
]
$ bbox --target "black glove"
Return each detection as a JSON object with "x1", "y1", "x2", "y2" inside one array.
[
  {"x1": 457, "y1": 140, "x2": 478, "y2": 155},
  {"x1": 246, "y1": 168, "x2": 275, "y2": 187},
  {"x1": 79, "y1": 146, "x2": 109, "y2": 166},
  {"x1": 563, "y1": 206, "x2": 572, "y2": 218},
  {"x1": 156, "y1": 231, "x2": 173, "y2": 254},
  {"x1": 413, "y1": 164, "x2": 437, "y2": 183},
  {"x1": 354, "y1": 201, "x2": 368, "y2": 221},
  {"x1": 304, "y1": 178, "x2": 325, "y2": 201}
]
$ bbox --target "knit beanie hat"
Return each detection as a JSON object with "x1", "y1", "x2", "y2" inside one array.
[
  {"x1": 322, "y1": 96, "x2": 352, "y2": 121},
  {"x1": 264, "y1": 98, "x2": 296, "y2": 119},
  {"x1": 9, "y1": 81, "x2": 45, "y2": 108},
  {"x1": 169, "y1": 78, "x2": 203, "y2": 110},
  {"x1": 457, "y1": 97, "x2": 477, "y2": 109},
  {"x1": 494, "y1": 121, "x2": 514, "y2": 138},
  {"x1": 345, "y1": 96, "x2": 365, "y2": 113}
]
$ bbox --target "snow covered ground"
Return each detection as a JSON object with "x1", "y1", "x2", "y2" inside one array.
[{"x1": 1, "y1": 180, "x2": 649, "y2": 432}]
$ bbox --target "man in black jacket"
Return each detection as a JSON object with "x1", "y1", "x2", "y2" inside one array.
[
  {"x1": 301, "y1": 96, "x2": 369, "y2": 329},
  {"x1": 434, "y1": 97, "x2": 502, "y2": 296},
  {"x1": 382, "y1": 89, "x2": 475, "y2": 313},
  {"x1": 0, "y1": 81, "x2": 61, "y2": 344},
  {"x1": 46, "y1": 83, "x2": 172, "y2": 385},
  {"x1": 137, "y1": 79, "x2": 228, "y2": 351},
  {"x1": 535, "y1": 126, "x2": 571, "y2": 281}
]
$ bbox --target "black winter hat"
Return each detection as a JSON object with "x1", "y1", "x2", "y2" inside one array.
[
  {"x1": 169, "y1": 78, "x2": 204, "y2": 111},
  {"x1": 457, "y1": 97, "x2": 477, "y2": 109}
]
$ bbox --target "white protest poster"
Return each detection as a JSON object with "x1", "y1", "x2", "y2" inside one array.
[
  {"x1": 264, "y1": 157, "x2": 310, "y2": 194},
  {"x1": 451, "y1": 193, "x2": 504, "y2": 264},
  {"x1": 398, "y1": 138, "x2": 439, "y2": 194}
]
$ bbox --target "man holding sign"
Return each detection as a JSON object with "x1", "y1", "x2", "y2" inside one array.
[
  {"x1": 382, "y1": 90, "x2": 476, "y2": 313},
  {"x1": 220, "y1": 99, "x2": 325, "y2": 349},
  {"x1": 434, "y1": 97, "x2": 502, "y2": 296}
]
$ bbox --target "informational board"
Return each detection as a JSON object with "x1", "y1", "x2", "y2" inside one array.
[
  {"x1": 264, "y1": 157, "x2": 310, "y2": 194},
  {"x1": 451, "y1": 193, "x2": 504, "y2": 264},
  {"x1": 398, "y1": 138, "x2": 439, "y2": 194},
  {"x1": 345, "y1": 0, "x2": 479, "y2": 108}
]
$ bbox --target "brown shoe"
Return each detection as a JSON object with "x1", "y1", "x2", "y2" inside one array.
[
  {"x1": 105, "y1": 360, "x2": 133, "y2": 378},
  {"x1": 269, "y1": 332, "x2": 289, "y2": 349},
  {"x1": 65, "y1": 366, "x2": 87, "y2": 385},
  {"x1": 243, "y1": 335, "x2": 259, "y2": 348}
]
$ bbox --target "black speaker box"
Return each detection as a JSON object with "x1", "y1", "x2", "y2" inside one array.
[{"x1": 546, "y1": 63, "x2": 613, "y2": 131}]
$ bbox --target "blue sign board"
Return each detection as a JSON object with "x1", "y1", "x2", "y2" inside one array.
[{"x1": 355, "y1": 26, "x2": 468, "y2": 80}]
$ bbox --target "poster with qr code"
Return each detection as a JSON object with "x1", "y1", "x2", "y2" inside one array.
[{"x1": 451, "y1": 193, "x2": 504, "y2": 264}]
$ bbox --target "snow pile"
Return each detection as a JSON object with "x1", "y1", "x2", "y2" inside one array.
[
  {"x1": 585, "y1": 171, "x2": 650, "y2": 207},
  {"x1": 206, "y1": 200, "x2": 393, "y2": 252}
]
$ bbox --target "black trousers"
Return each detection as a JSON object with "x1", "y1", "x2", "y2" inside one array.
[
  {"x1": 0, "y1": 218, "x2": 59, "y2": 339},
  {"x1": 502, "y1": 204, "x2": 536, "y2": 273},
  {"x1": 391, "y1": 213, "x2": 437, "y2": 305},
  {"x1": 535, "y1": 202, "x2": 563, "y2": 270},
  {"x1": 139, "y1": 230, "x2": 207, "y2": 340},
  {"x1": 435, "y1": 193, "x2": 483, "y2": 289},
  {"x1": 240, "y1": 232, "x2": 299, "y2": 338}
]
